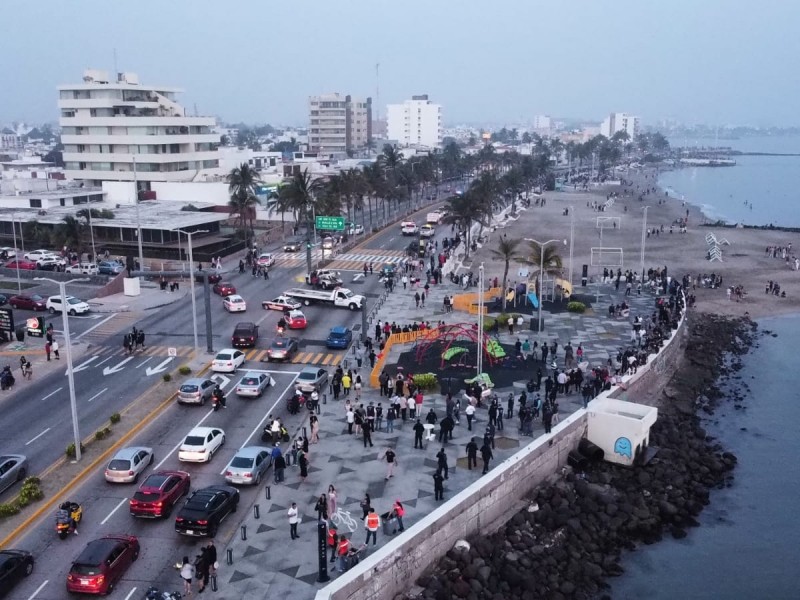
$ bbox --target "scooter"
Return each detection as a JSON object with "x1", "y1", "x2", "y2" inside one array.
[{"x1": 56, "y1": 501, "x2": 82, "y2": 539}]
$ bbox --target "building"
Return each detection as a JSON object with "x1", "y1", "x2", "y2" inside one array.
[
  {"x1": 308, "y1": 93, "x2": 372, "y2": 154},
  {"x1": 532, "y1": 115, "x2": 552, "y2": 133},
  {"x1": 58, "y1": 70, "x2": 221, "y2": 190},
  {"x1": 600, "y1": 113, "x2": 640, "y2": 139},
  {"x1": 386, "y1": 95, "x2": 443, "y2": 148},
  {"x1": 0, "y1": 134, "x2": 21, "y2": 150}
]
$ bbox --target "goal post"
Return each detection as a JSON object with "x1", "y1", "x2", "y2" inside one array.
[
  {"x1": 590, "y1": 247, "x2": 624, "y2": 267},
  {"x1": 596, "y1": 216, "x2": 621, "y2": 230}
]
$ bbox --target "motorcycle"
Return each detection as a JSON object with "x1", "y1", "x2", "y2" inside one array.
[
  {"x1": 0, "y1": 365, "x2": 15, "y2": 390},
  {"x1": 145, "y1": 587, "x2": 182, "y2": 600},
  {"x1": 285, "y1": 389, "x2": 306, "y2": 415},
  {"x1": 211, "y1": 386, "x2": 225, "y2": 411},
  {"x1": 56, "y1": 501, "x2": 82, "y2": 539}
]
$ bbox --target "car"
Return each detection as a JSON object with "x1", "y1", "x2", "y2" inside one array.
[
  {"x1": 8, "y1": 294, "x2": 46, "y2": 310},
  {"x1": 263, "y1": 295, "x2": 302, "y2": 311},
  {"x1": 177, "y1": 378, "x2": 216, "y2": 405},
  {"x1": 266, "y1": 337, "x2": 298, "y2": 362},
  {"x1": 401, "y1": 221, "x2": 418, "y2": 235},
  {"x1": 211, "y1": 348, "x2": 245, "y2": 373},
  {"x1": 282, "y1": 241, "x2": 302, "y2": 252},
  {"x1": 0, "y1": 247, "x2": 17, "y2": 259},
  {"x1": 46, "y1": 295, "x2": 90, "y2": 315},
  {"x1": 174, "y1": 485, "x2": 239, "y2": 537},
  {"x1": 34, "y1": 257, "x2": 61, "y2": 270},
  {"x1": 347, "y1": 223, "x2": 365, "y2": 235},
  {"x1": 222, "y1": 294, "x2": 247, "y2": 313},
  {"x1": 23, "y1": 249, "x2": 56, "y2": 262},
  {"x1": 379, "y1": 264, "x2": 396, "y2": 279},
  {"x1": 420, "y1": 224, "x2": 436, "y2": 238},
  {"x1": 104, "y1": 446, "x2": 154, "y2": 483},
  {"x1": 66, "y1": 535, "x2": 139, "y2": 595},
  {"x1": 97, "y1": 260, "x2": 124, "y2": 275},
  {"x1": 257, "y1": 253, "x2": 275, "y2": 267},
  {"x1": 286, "y1": 309, "x2": 307, "y2": 329},
  {"x1": 231, "y1": 322, "x2": 258, "y2": 348},
  {"x1": 326, "y1": 326, "x2": 353, "y2": 349},
  {"x1": 195, "y1": 270, "x2": 222, "y2": 284},
  {"x1": 235, "y1": 372, "x2": 271, "y2": 398},
  {"x1": 295, "y1": 365, "x2": 329, "y2": 393},
  {"x1": 65, "y1": 262, "x2": 99, "y2": 275},
  {"x1": 321, "y1": 236, "x2": 336, "y2": 250},
  {"x1": 0, "y1": 549, "x2": 34, "y2": 595},
  {"x1": 4, "y1": 259, "x2": 38, "y2": 271},
  {"x1": 129, "y1": 470, "x2": 191, "y2": 518},
  {"x1": 213, "y1": 281, "x2": 236, "y2": 296},
  {"x1": 0, "y1": 455, "x2": 27, "y2": 496},
  {"x1": 224, "y1": 447, "x2": 273, "y2": 485},
  {"x1": 178, "y1": 427, "x2": 225, "y2": 463},
  {"x1": 0, "y1": 294, "x2": 6, "y2": 306}
]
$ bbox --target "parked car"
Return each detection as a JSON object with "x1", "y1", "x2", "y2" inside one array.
[
  {"x1": 0, "y1": 294, "x2": 7, "y2": 306},
  {"x1": 295, "y1": 366, "x2": 329, "y2": 393},
  {"x1": 35, "y1": 257, "x2": 61, "y2": 270},
  {"x1": 65, "y1": 262, "x2": 99, "y2": 275},
  {"x1": 266, "y1": 337, "x2": 298, "y2": 362},
  {"x1": 8, "y1": 294, "x2": 46, "y2": 311},
  {"x1": 223, "y1": 294, "x2": 247, "y2": 312},
  {"x1": 174, "y1": 485, "x2": 239, "y2": 537},
  {"x1": 286, "y1": 309, "x2": 307, "y2": 329},
  {"x1": 257, "y1": 253, "x2": 275, "y2": 267},
  {"x1": 235, "y1": 372, "x2": 271, "y2": 398},
  {"x1": 129, "y1": 470, "x2": 191, "y2": 518},
  {"x1": 46, "y1": 295, "x2": 90, "y2": 315},
  {"x1": 0, "y1": 454, "x2": 27, "y2": 496},
  {"x1": 211, "y1": 348, "x2": 245, "y2": 373},
  {"x1": 178, "y1": 427, "x2": 225, "y2": 463},
  {"x1": 231, "y1": 322, "x2": 258, "y2": 348},
  {"x1": 4, "y1": 259, "x2": 38, "y2": 271},
  {"x1": 212, "y1": 281, "x2": 236, "y2": 296},
  {"x1": 224, "y1": 447, "x2": 273, "y2": 485},
  {"x1": 104, "y1": 447, "x2": 154, "y2": 484},
  {"x1": 0, "y1": 549, "x2": 34, "y2": 596},
  {"x1": 347, "y1": 222, "x2": 365, "y2": 235},
  {"x1": 177, "y1": 378, "x2": 216, "y2": 405},
  {"x1": 263, "y1": 295, "x2": 301, "y2": 311},
  {"x1": 23, "y1": 249, "x2": 56, "y2": 262},
  {"x1": 0, "y1": 247, "x2": 17, "y2": 259},
  {"x1": 326, "y1": 326, "x2": 353, "y2": 349},
  {"x1": 97, "y1": 261, "x2": 124, "y2": 275},
  {"x1": 66, "y1": 535, "x2": 139, "y2": 595}
]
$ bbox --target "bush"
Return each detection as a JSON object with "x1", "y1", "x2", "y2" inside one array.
[
  {"x1": 567, "y1": 301, "x2": 586, "y2": 314},
  {"x1": 0, "y1": 503, "x2": 20, "y2": 518},
  {"x1": 162, "y1": 373, "x2": 172, "y2": 382},
  {"x1": 18, "y1": 478, "x2": 44, "y2": 504},
  {"x1": 65, "y1": 442, "x2": 86, "y2": 459},
  {"x1": 95, "y1": 430, "x2": 107, "y2": 441},
  {"x1": 412, "y1": 373, "x2": 438, "y2": 390},
  {"x1": 178, "y1": 365, "x2": 192, "y2": 376},
  {"x1": 109, "y1": 413, "x2": 121, "y2": 424},
  {"x1": 483, "y1": 313, "x2": 522, "y2": 332}
]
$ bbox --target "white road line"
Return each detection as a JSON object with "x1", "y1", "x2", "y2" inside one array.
[
  {"x1": 122, "y1": 588, "x2": 138, "y2": 600},
  {"x1": 135, "y1": 357, "x2": 154, "y2": 368},
  {"x1": 41, "y1": 387, "x2": 63, "y2": 402},
  {"x1": 234, "y1": 368, "x2": 301, "y2": 375},
  {"x1": 25, "y1": 427, "x2": 51, "y2": 446},
  {"x1": 95, "y1": 355, "x2": 114, "y2": 367},
  {"x1": 74, "y1": 313, "x2": 116, "y2": 340},
  {"x1": 255, "y1": 312, "x2": 272, "y2": 326},
  {"x1": 87, "y1": 387, "x2": 109, "y2": 403},
  {"x1": 152, "y1": 407, "x2": 214, "y2": 471},
  {"x1": 233, "y1": 374, "x2": 299, "y2": 458},
  {"x1": 100, "y1": 498, "x2": 128, "y2": 525},
  {"x1": 27, "y1": 580, "x2": 49, "y2": 600}
]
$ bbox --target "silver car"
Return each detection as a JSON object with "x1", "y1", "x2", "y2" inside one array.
[
  {"x1": 223, "y1": 446, "x2": 273, "y2": 485},
  {"x1": 295, "y1": 366, "x2": 329, "y2": 393},
  {"x1": 104, "y1": 446, "x2": 154, "y2": 483},
  {"x1": 0, "y1": 454, "x2": 27, "y2": 496},
  {"x1": 178, "y1": 378, "x2": 216, "y2": 405},
  {"x1": 235, "y1": 372, "x2": 271, "y2": 398}
]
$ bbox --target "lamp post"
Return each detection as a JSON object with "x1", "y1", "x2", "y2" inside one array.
[
  {"x1": 476, "y1": 263, "x2": 484, "y2": 375},
  {"x1": 640, "y1": 206, "x2": 649, "y2": 282},
  {"x1": 34, "y1": 277, "x2": 89, "y2": 461},
  {"x1": 567, "y1": 205, "x2": 575, "y2": 291},
  {"x1": 10, "y1": 214, "x2": 22, "y2": 294},
  {"x1": 173, "y1": 228, "x2": 208, "y2": 355},
  {"x1": 525, "y1": 238, "x2": 566, "y2": 333},
  {"x1": 87, "y1": 209, "x2": 96, "y2": 262},
  {"x1": 133, "y1": 156, "x2": 145, "y2": 276}
]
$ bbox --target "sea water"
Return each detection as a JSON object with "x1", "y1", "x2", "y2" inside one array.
[
  {"x1": 659, "y1": 136, "x2": 800, "y2": 227},
  {"x1": 610, "y1": 314, "x2": 800, "y2": 599}
]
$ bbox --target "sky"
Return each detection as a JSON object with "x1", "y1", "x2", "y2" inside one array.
[{"x1": 1, "y1": 0, "x2": 798, "y2": 128}]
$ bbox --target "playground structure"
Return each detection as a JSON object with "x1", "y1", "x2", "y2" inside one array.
[{"x1": 414, "y1": 322, "x2": 507, "y2": 369}]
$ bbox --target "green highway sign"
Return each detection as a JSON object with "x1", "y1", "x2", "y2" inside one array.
[{"x1": 315, "y1": 215, "x2": 345, "y2": 231}]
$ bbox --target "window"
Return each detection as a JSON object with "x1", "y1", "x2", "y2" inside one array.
[{"x1": 29, "y1": 199, "x2": 42, "y2": 208}]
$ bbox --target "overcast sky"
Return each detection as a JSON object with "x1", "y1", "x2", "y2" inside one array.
[{"x1": 2, "y1": 0, "x2": 797, "y2": 127}]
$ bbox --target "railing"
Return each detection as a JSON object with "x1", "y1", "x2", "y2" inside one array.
[
  {"x1": 451, "y1": 287, "x2": 502, "y2": 314},
  {"x1": 368, "y1": 328, "x2": 441, "y2": 388}
]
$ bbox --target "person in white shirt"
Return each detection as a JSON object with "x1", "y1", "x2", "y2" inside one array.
[
  {"x1": 407, "y1": 395, "x2": 417, "y2": 419},
  {"x1": 288, "y1": 502, "x2": 299, "y2": 539},
  {"x1": 465, "y1": 404, "x2": 476, "y2": 431}
]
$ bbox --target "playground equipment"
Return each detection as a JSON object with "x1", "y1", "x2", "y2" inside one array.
[{"x1": 415, "y1": 323, "x2": 508, "y2": 369}]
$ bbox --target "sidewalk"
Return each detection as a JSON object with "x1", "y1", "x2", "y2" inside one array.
[{"x1": 88, "y1": 281, "x2": 189, "y2": 313}]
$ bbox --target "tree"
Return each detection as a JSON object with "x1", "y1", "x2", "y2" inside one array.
[
  {"x1": 526, "y1": 241, "x2": 564, "y2": 281},
  {"x1": 280, "y1": 169, "x2": 325, "y2": 238},
  {"x1": 442, "y1": 190, "x2": 492, "y2": 259},
  {"x1": 490, "y1": 237, "x2": 522, "y2": 309},
  {"x1": 271, "y1": 139, "x2": 299, "y2": 154},
  {"x1": 227, "y1": 163, "x2": 262, "y2": 242},
  {"x1": 55, "y1": 216, "x2": 85, "y2": 253}
]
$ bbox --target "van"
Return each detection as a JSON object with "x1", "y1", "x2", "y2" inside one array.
[
  {"x1": 46, "y1": 295, "x2": 90, "y2": 315},
  {"x1": 401, "y1": 221, "x2": 418, "y2": 236}
]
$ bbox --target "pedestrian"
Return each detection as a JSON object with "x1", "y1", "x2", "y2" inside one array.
[
  {"x1": 413, "y1": 419, "x2": 424, "y2": 449},
  {"x1": 497, "y1": 406, "x2": 504, "y2": 431},
  {"x1": 362, "y1": 420, "x2": 373, "y2": 448},
  {"x1": 364, "y1": 508, "x2": 380, "y2": 546},
  {"x1": 328, "y1": 485, "x2": 338, "y2": 515},
  {"x1": 466, "y1": 437, "x2": 478, "y2": 470},
  {"x1": 274, "y1": 452, "x2": 286, "y2": 483},
  {"x1": 407, "y1": 395, "x2": 417, "y2": 420},
  {"x1": 45, "y1": 341, "x2": 51, "y2": 361},
  {"x1": 386, "y1": 404, "x2": 395, "y2": 432},
  {"x1": 310, "y1": 415, "x2": 320, "y2": 444},
  {"x1": 346, "y1": 407, "x2": 355, "y2": 434},
  {"x1": 507, "y1": 393, "x2": 514, "y2": 419},
  {"x1": 392, "y1": 499, "x2": 406, "y2": 532},
  {"x1": 383, "y1": 447, "x2": 397, "y2": 479},
  {"x1": 436, "y1": 447, "x2": 449, "y2": 479},
  {"x1": 465, "y1": 403, "x2": 476, "y2": 431},
  {"x1": 433, "y1": 470, "x2": 445, "y2": 501},
  {"x1": 360, "y1": 493, "x2": 371, "y2": 519},
  {"x1": 336, "y1": 535, "x2": 350, "y2": 573},
  {"x1": 299, "y1": 451, "x2": 309, "y2": 482},
  {"x1": 180, "y1": 556, "x2": 195, "y2": 597},
  {"x1": 480, "y1": 442, "x2": 493, "y2": 474},
  {"x1": 315, "y1": 494, "x2": 329, "y2": 521},
  {"x1": 194, "y1": 548, "x2": 210, "y2": 593},
  {"x1": 402, "y1": 275, "x2": 408, "y2": 289},
  {"x1": 342, "y1": 373, "x2": 351, "y2": 396},
  {"x1": 414, "y1": 292, "x2": 420, "y2": 308},
  {"x1": 52, "y1": 340, "x2": 60, "y2": 359},
  {"x1": 288, "y1": 502, "x2": 300, "y2": 539},
  {"x1": 543, "y1": 404, "x2": 553, "y2": 434},
  {"x1": 508, "y1": 316, "x2": 514, "y2": 335}
]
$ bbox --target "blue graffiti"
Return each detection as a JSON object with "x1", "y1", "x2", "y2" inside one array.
[{"x1": 614, "y1": 437, "x2": 632, "y2": 459}]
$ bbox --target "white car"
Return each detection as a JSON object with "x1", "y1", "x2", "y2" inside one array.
[
  {"x1": 24, "y1": 249, "x2": 56, "y2": 262},
  {"x1": 46, "y1": 295, "x2": 90, "y2": 315},
  {"x1": 419, "y1": 224, "x2": 436, "y2": 238},
  {"x1": 212, "y1": 348, "x2": 246, "y2": 373},
  {"x1": 257, "y1": 253, "x2": 275, "y2": 267},
  {"x1": 347, "y1": 223, "x2": 365, "y2": 235},
  {"x1": 178, "y1": 427, "x2": 225, "y2": 463},
  {"x1": 262, "y1": 295, "x2": 302, "y2": 311},
  {"x1": 401, "y1": 221, "x2": 418, "y2": 235},
  {"x1": 65, "y1": 262, "x2": 99, "y2": 275},
  {"x1": 0, "y1": 247, "x2": 17, "y2": 258},
  {"x1": 223, "y1": 294, "x2": 247, "y2": 312}
]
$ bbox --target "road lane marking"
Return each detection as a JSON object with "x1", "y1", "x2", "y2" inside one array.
[
  {"x1": 87, "y1": 387, "x2": 109, "y2": 403},
  {"x1": 25, "y1": 428, "x2": 51, "y2": 446},
  {"x1": 74, "y1": 313, "x2": 116, "y2": 340},
  {"x1": 152, "y1": 407, "x2": 214, "y2": 471},
  {"x1": 41, "y1": 387, "x2": 63, "y2": 402},
  {"x1": 135, "y1": 357, "x2": 154, "y2": 368},
  {"x1": 101, "y1": 498, "x2": 128, "y2": 525},
  {"x1": 103, "y1": 356, "x2": 134, "y2": 375},
  {"x1": 95, "y1": 355, "x2": 114, "y2": 367},
  {"x1": 27, "y1": 579, "x2": 48, "y2": 599},
  {"x1": 70, "y1": 356, "x2": 98, "y2": 374},
  {"x1": 122, "y1": 588, "x2": 138, "y2": 600},
  {"x1": 228, "y1": 369, "x2": 301, "y2": 375}
]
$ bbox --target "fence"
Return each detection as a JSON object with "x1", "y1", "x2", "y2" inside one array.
[
  {"x1": 368, "y1": 328, "x2": 440, "y2": 388},
  {"x1": 451, "y1": 287, "x2": 501, "y2": 314}
]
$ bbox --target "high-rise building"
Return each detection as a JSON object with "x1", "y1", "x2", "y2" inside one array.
[
  {"x1": 58, "y1": 69, "x2": 220, "y2": 187},
  {"x1": 386, "y1": 95, "x2": 443, "y2": 148},
  {"x1": 532, "y1": 115, "x2": 552, "y2": 132},
  {"x1": 600, "y1": 112, "x2": 640, "y2": 139},
  {"x1": 308, "y1": 93, "x2": 372, "y2": 154}
]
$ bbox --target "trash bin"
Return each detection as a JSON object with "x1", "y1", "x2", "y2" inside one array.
[
  {"x1": 381, "y1": 512, "x2": 397, "y2": 535},
  {"x1": 529, "y1": 318, "x2": 544, "y2": 332},
  {"x1": 15, "y1": 328, "x2": 24, "y2": 342}
]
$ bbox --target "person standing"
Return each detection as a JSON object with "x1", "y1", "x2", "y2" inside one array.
[
  {"x1": 205, "y1": 540, "x2": 217, "y2": 579},
  {"x1": 362, "y1": 420, "x2": 373, "y2": 448},
  {"x1": 433, "y1": 470, "x2": 445, "y2": 501},
  {"x1": 413, "y1": 419, "x2": 424, "y2": 449},
  {"x1": 543, "y1": 404, "x2": 553, "y2": 434},
  {"x1": 336, "y1": 535, "x2": 350, "y2": 573},
  {"x1": 392, "y1": 500, "x2": 405, "y2": 532},
  {"x1": 342, "y1": 373, "x2": 351, "y2": 396},
  {"x1": 466, "y1": 438, "x2": 478, "y2": 470},
  {"x1": 45, "y1": 341, "x2": 52, "y2": 361},
  {"x1": 180, "y1": 556, "x2": 195, "y2": 597},
  {"x1": 436, "y1": 447, "x2": 449, "y2": 479},
  {"x1": 364, "y1": 508, "x2": 380, "y2": 546},
  {"x1": 360, "y1": 493, "x2": 371, "y2": 519},
  {"x1": 274, "y1": 452, "x2": 286, "y2": 483},
  {"x1": 386, "y1": 405, "x2": 395, "y2": 432},
  {"x1": 52, "y1": 340, "x2": 60, "y2": 360},
  {"x1": 315, "y1": 494, "x2": 328, "y2": 521},
  {"x1": 480, "y1": 441, "x2": 493, "y2": 474},
  {"x1": 299, "y1": 451, "x2": 308, "y2": 483},
  {"x1": 383, "y1": 447, "x2": 397, "y2": 479},
  {"x1": 465, "y1": 403, "x2": 476, "y2": 431},
  {"x1": 346, "y1": 407, "x2": 355, "y2": 434},
  {"x1": 288, "y1": 502, "x2": 300, "y2": 539},
  {"x1": 407, "y1": 395, "x2": 417, "y2": 420}
]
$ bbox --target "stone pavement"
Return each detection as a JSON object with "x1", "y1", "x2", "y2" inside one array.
[{"x1": 88, "y1": 280, "x2": 189, "y2": 313}]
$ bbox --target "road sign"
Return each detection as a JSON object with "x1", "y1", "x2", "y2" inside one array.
[
  {"x1": 26, "y1": 317, "x2": 45, "y2": 338},
  {"x1": 168, "y1": 347, "x2": 177, "y2": 357},
  {"x1": 0, "y1": 308, "x2": 13, "y2": 333},
  {"x1": 315, "y1": 216, "x2": 345, "y2": 231}
]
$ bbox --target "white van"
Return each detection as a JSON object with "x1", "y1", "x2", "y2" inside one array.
[{"x1": 401, "y1": 221, "x2": 418, "y2": 236}]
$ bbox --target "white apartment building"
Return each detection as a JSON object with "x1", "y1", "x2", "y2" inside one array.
[
  {"x1": 308, "y1": 93, "x2": 372, "y2": 154},
  {"x1": 532, "y1": 115, "x2": 552, "y2": 131},
  {"x1": 386, "y1": 95, "x2": 443, "y2": 148},
  {"x1": 58, "y1": 70, "x2": 220, "y2": 188},
  {"x1": 600, "y1": 112, "x2": 640, "y2": 139}
]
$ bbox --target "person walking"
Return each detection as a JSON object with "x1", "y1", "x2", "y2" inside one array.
[
  {"x1": 383, "y1": 447, "x2": 397, "y2": 479},
  {"x1": 392, "y1": 500, "x2": 405, "y2": 532},
  {"x1": 436, "y1": 447, "x2": 449, "y2": 479},
  {"x1": 299, "y1": 451, "x2": 309, "y2": 483},
  {"x1": 386, "y1": 405, "x2": 395, "y2": 432},
  {"x1": 205, "y1": 541, "x2": 217, "y2": 579},
  {"x1": 310, "y1": 415, "x2": 320, "y2": 444},
  {"x1": 364, "y1": 508, "x2": 380, "y2": 546},
  {"x1": 413, "y1": 419, "x2": 424, "y2": 449},
  {"x1": 342, "y1": 373, "x2": 351, "y2": 396},
  {"x1": 180, "y1": 556, "x2": 195, "y2": 597},
  {"x1": 327, "y1": 485, "x2": 338, "y2": 515},
  {"x1": 414, "y1": 292, "x2": 420, "y2": 308},
  {"x1": 362, "y1": 420, "x2": 374, "y2": 448},
  {"x1": 433, "y1": 470, "x2": 445, "y2": 501},
  {"x1": 274, "y1": 452, "x2": 286, "y2": 483},
  {"x1": 360, "y1": 493, "x2": 371, "y2": 519},
  {"x1": 465, "y1": 403, "x2": 476, "y2": 431},
  {"x1": 315, "y1": 494, "x2": 329, "y2": 521},
  {"x1": 45, "y1": 341, "x2": 51, "y2": 361},
  {"x1": 346, "y1": 407, "x2": 355, "y2": 434},
  {"x1": 480, "y1": 442, "x2": 494, "y2": 474},
  {"x1": 466, "y1": 438, "x2": 478, "y2": 470}
]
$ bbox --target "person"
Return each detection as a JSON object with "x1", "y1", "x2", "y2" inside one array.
[
  {"x1": 362, "y1": 419, "x2": 373, "y2": 448},
  {"x1": 425, "y1": 408, "x2": 438, "y2": 426},
  {"x1": 336, "y1": 535, "x2": 351, "y2": 572},
  {"x1": 180, "y1": 556, "x2": 195, "y2": 596},
  {"x1": 543, "y1": 403, "x2": 553, "y2": 434},
  {"x1": 436, "y1": 447, "x2": 448, "y2": 479},
  {"x1": 466, "y1": 437, "x2": 478, "y2": 470},
  {"x1": 327, "y1": 485, "x2": 338, "y2": 516},
  {"x1": 407, "y1": 395, "x2": 417, "y2": 419},
  {"x1": 383, "y1": 447, "x2": 397, "y2": 479},
  {"x1": 310, "y1": 415, "x2": 320, "y2": 444},
  {"x1": 392, "y1": 500, "x2": 405, "y2": 532},
  {"x1": 22, "y1": 359, "x2": 32, "y2": 380},
  {"x1": 288, "y1": 502, "x2": 300, "y2": 539},
  {"x1": 52, "y1": 340, "x2": 60, "y2": 359},
  {"x1": 45, "y1": 341, "x2": 51, "y2": 361},
  {"x1": 480, "y1": 441, "x2": 493, "y2": 474},
  {"x1": 439, "y1": 415, "x2": 454, "y2": 443},
  {"x1": 299, "y1": 451, "x2": 309, "y2": 483},
  {"x1": 413, "y1": 419, "x2": 424, "y2": 449},
  {"x1": 342, "y1": 373, "x2": 351, "y2": 396},
  {"x1": 386, "y1": 404, "x2": 395, "y2": 432},
  {"x1": 205, "y1": 540, "x2": 217, "y2": 578},
  {"x1": 433, "y1": 470, "x2": 445, "y2": 501},
  {"x1": 346, "y1": 407, "x2": 355, "y2": 434},
  {"x1": 274, "y1": 452, "x2": 286, "y2": 483},
  {"x1": 364, "y1": 508, "x2": 380, "y2": 545},
  {"x1": 195, "y1": 549, "x2": 210, "y2": 593},
  {"x1": 465, "y1": 403, "x2": 476, "y2": 431},
  {"x1": 315, "y1": 494, "x2": 329, "y2": 521},
  {"x1": 360, "y1": 493, "x2": 371, "y2": 519}
]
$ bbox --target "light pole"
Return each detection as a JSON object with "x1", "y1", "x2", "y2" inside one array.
[
  {"x1": 34, "y1": 277, "x2": 89, "y2": 461},
  {"x1": 133, "y1": 156, "x2": 145, "y2": 276},
  {"x1": 173, "y1": 228, "x2": 208, "y2": 355},
  {"x1": 567, "y1": 205, "x2": 575, "y2": 292},
  {"x1": 525, "y1": 238, "x2": 566, "y2": 333},
  {"x1": 87, "y1": 209, "x2": 96, "y2": 262},
  {"x1": 640, "y1": 206, "x2": 649, "y2": 282},
  {"x1": 476, "y1": 263, "x2": 484, "y2": 375},
  {"x1": 10, "y1": 214, "x2": 22, "y2": 294}
]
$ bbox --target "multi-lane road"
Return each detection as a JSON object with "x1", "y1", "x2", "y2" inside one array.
[{"x1": 1, "y1": 203, "x2": 452, "y2": 600}]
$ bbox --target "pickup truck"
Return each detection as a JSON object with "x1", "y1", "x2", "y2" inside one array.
[
  {"x1": 305, "y1": 269, "x2": 343, "y2": 289},
  {"x1": 284, "y1": 287, "x2": 364, "y2": 310}
]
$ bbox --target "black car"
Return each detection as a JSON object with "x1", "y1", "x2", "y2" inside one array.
[
  {"x1": 174, "y1": 485, "x2": 239, "y2": 537},
  {"x1": 0, "y1": 550, "x2": 34, "y2": 597},
  {"x1": 194, "y1": 270, "x2": 222, "y2": 284},
  {"x1": 231, "y1": 322, "x2": 258, "y2": 348}
]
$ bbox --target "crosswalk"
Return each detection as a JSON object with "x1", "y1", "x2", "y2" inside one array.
[
  {"x1": 268, "y1": 249, "x2": 409, "y2": 271},
  {"x1": 87, "y1": 344, "x2": 344, "y2": 366}
]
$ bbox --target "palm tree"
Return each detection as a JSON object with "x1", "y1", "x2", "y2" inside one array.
[
  {"x1": 378, "y1": 144, "x2": 404, "y2": 173},
  {"x1": 442, "y1": 190, "x2": 492, "y2": 259},
  {"x1": 526, "y1": 241, "x2": 564, "y2": 292},
  {"x1": 56, "y1": 216, "x2": 85, "y2": 253},
  {"x1": 490, "y1": 237, "x2": 522, "y2": 309},
  {"x1": 281, "y1": 169, "x2": 325, "y2": 240},
  {"x1": 227, "y1": 163, "x2": 262, "y2": 243},
  {"x1": 363, "y1": 161, "x2": 387, "y2": 225}
]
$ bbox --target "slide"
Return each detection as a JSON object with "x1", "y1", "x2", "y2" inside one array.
[
  {"x1": 527, "y1": 292, "x2": 539, "y2": 309},
  {"x1": 556, "y1": 278, "x2": 573, "y2": 297}
]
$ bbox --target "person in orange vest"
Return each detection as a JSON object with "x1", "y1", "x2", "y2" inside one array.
[
  {"x1": 364, "y1": 508, "x2": 380, "y2": 545},
  {"x1": 336, "y1": 535, "x2": 350, "y2": 573},
  {"x1": 392, "y1": 500, "x2": 405, "y2": 532}
]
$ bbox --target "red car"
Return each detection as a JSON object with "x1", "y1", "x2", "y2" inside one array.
[
  {"x1": 213, "y1": 281, "x2": 237, "y2": 296},
  {"x1": 129, "y1": 470, "x2": 191, "y2": 518},
  {"x1": 8, "y1": 294, "x2": 46, "y2": 311},
  {"x1": 4, "y1": 259, "x2": 37, "y2": 271},
  {"x1": 286, "y1": 310, "x2": 307, "y2": 329},
  {"x1": 195, "y1": 271, "x2": 222, "y2": 284},
  {"x1": 66, "y1": 535, "x2": 139, "y2": 595}
]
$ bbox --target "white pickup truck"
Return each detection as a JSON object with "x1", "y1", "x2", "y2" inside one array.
[{"x1": 284, "y1": 287, "x2": 365, "y2": 310}]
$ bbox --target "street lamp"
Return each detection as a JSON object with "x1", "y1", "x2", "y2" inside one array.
[
  {"x1": 525, "y1": 238, "x2": 567, "y2": 334},
  {"x1": 34, "y1": 277, "x2": 89, "y2": 461},
  {"x1": 567, "y1": 205, "x2": 575, "y2": 291},
  {"x1": 640, "y1": 206, "x2": 649, "y2": 282},
  {"x1": 132, "y1": 156, "x2": 145, "y2": 276},
  {"x1": 10, "y1": 214, "x2": 25, "y2": 294},
  {"x1": 173, "y1": 228, "x2": 208, "y2": 355},
  {"x1": 476, "y1": 263, "x2": 485, "y2": 375}
]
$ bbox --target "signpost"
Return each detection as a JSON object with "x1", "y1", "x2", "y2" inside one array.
[
  {"x1": 26, "y1": 316, "x2": 45, "y2": 338},
  {"x1": 315, "y1": 216, "x2": 345, "y2": 231},
  {"x1": 0, "y1": 308, "x2": 13, "y2": 336}
]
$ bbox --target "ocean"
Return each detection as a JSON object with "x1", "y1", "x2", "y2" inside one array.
[
  {"x1": 610, "y1": 314, "x2": 800, "y2": 599},
  {"x1": 658, "y1": 136, "x2": 800, "y2": 227}
]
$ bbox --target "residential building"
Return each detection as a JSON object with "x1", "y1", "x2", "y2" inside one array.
[
  {"x1": 532, "y1": 115, "x2": 552, "y2": 133},
  {"x1": 308, "y1": 93, "x2": 372, "y2": 154},
  {"x1": 0, "y1": 134, "x2": 21, "y2": 150},
  {"x1": 386, "y1": 95, "x2": 443, "y2": 148},
  {"x1": 58, "y1": 69, "x2": 220, "y2": 190},
  {"x1": 600, "y1": 113, "x2": 640, "y2": 139}
]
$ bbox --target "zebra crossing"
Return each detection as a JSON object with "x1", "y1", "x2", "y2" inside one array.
[
  {"x1": 87, "y1": 344, "x2": 345, "y2": 366},
  {"x1": 268, "y1": 248, "x2": 409, "y2": 271}
]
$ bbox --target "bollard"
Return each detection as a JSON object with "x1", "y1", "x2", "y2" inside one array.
[
  {"x1": 241, "y1": 525, "x2": 247, "y2": 540},
  {"x1": 302, "y1": 426, "x2": 307, "y2": 440},
  {"x1": 323, "y1": 393, "x2": 327, "y2": 405},
  {"x1": 226, "y1": 548, "x2": 233, "y2": 565},
  {"x1": 211, "y1": 575, "x2": 218, "y2": 592},
  {"x1": 266, "y1": 485, "x2": 271, "y2": 500},
  {"x1": 254, "y1": 504, "x2": 260, "y2": 519}
]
